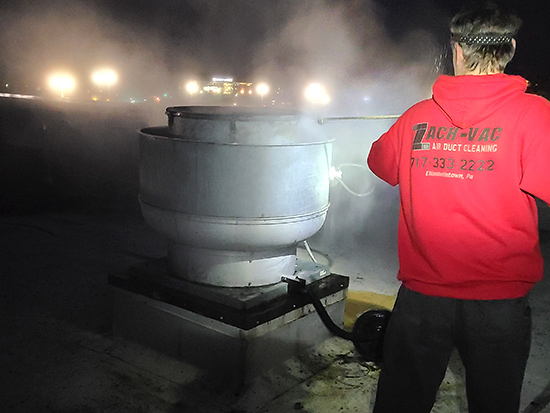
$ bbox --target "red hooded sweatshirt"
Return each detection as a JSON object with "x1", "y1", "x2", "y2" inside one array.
[{"x1": 368, "y1": 74, "x2": 550, "y2": 299}]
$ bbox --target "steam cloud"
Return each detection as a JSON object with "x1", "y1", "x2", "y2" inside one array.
[
  {"x1": 0, "y1": 0, "x2": 451, "y2": 290},
  {"x1": 0, "y1": 0, "x2": 446, "y2": 111}
]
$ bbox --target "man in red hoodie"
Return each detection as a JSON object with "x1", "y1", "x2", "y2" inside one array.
[{"x1": 368, "y1": 3, "x2": 550, "y2": 413}]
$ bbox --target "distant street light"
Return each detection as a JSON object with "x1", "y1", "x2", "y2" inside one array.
[
  {"x1": 91, "y1": 68, "x2": 118, "y2": 99},
  {"x1": 304, "y1": 82, "x2": 331, "y2": 105},
  {"x1": 185, "y1": 80, "x2": 200, "y2": 95},
  {"x1": 48, "y1": 73, "x2": 76, "y2": 98},
  {"x1": 256, "y1": 83, "x2": 269, "y2": 103}
]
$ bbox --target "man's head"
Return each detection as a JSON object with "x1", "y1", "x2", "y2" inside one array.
[{"x1": 450, "y1": 3, "x2": 522, "y2": 75}]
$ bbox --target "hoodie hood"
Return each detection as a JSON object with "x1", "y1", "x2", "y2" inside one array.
[{"x1": 432, "y1": 74, "x2": 528, "y2": 129}]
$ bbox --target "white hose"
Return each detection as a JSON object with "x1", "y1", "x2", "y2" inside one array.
[
  {"x1": 303, "y1": 240, "x2": 318, "y2": 263},
  {"x1": 333, "y1": 163, "x2": 375, "y2": 197}
]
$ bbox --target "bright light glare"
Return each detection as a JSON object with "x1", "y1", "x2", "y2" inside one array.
[
  {"x1": 48, "y1": 73, "x2": 76, "y2": 98},
  {"x1": 256, "y1": 83, "x2": 269, "y2": 96},
  {"x1": 91, "y1": 69, "x2": 118, "y2": 87},
  {"x1": 304, "y1": 82, "x2": 331, "y2": 105},
  {"x1": 329, "y1": 166, "x2": 342, "y2": 181},
  {"x1": 185, "y1": 81, "x2": 200, "y2": 95}
]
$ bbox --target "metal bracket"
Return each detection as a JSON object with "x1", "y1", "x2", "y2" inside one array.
[{"x1": 281, "y1": 276, "x2": 307, "y2": 295}]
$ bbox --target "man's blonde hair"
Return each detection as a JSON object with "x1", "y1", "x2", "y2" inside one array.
[{"x1": 450, "y1": 3, "x2": 522, "y2": 74}]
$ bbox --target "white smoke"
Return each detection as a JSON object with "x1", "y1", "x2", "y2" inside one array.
[
  {"x1": 0, "y1": 0, "x2": 443, "y2": 108},
  {"x1": 0, "y1": 0, "x2": 449, "y2": 287}
]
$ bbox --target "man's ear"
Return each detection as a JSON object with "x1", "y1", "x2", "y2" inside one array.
[
  {"x1": 452, "y1": 42, "x2": 465, "y2": 75},
  {"x1": 453, "y1": 42, "x2": 464, "y2": 63}
]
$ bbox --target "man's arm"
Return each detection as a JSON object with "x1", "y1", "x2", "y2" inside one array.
[
  {"x1": 367, "y1": 122, "x2": 401, "y2": 187},
  {"x1": 519, "y1": 97, "x2": 550, "y2": 205}
]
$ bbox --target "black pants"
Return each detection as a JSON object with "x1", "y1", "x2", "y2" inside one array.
[{"x1": 373, "y1": 286, "x2": 531, "y2": 413}]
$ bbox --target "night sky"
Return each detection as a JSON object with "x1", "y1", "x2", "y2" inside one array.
[
  {"x1": 378, "y1": 0, "x2": 550, "y2": 88},
  {"x1": 1, "y1": 0, "x2": 548, "y2": 101}
]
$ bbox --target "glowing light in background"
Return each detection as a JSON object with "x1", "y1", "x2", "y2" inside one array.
[
  {"x1": 91, "y1": 69, "x2": 118, "y2": 88},
  {"x1": 204, "y1": 85, "x2": 221, "y2": 94},
  {"x1": 91, "y1": 68, "x2": 118, "y2": 99},
  {"x1": 185, "y1": 81, "x2": 200, "y2": 95},
  {"x1": 48, "y1": 73, "x2": 76, "y2": 98},
  {"x1": 304, "y1": 82, "x2": 331, "y2": 105},
  {"x1": 256, "y1": 83, "x2": 269, "y2": 103}
]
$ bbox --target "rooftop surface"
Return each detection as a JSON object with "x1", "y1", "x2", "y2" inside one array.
[{"x1": 1, "y1": 97, "x2": 549, "y2": 412}]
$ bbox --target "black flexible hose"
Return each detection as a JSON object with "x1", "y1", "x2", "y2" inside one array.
[{"x1": 304, "y1": 287, "x2": 359, "y2": 342}]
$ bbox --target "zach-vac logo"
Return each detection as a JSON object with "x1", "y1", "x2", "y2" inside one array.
[
  {"x1": 410, "y1": 122, "x2": 501, "y2": 180},
  {"x1": 412, "y1": 123, "x2": 502, "y2": 152}
]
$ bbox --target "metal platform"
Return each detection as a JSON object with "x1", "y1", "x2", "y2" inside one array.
[{"x1": 109, "y1": 259, "x2": 349, "y2": 408}]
